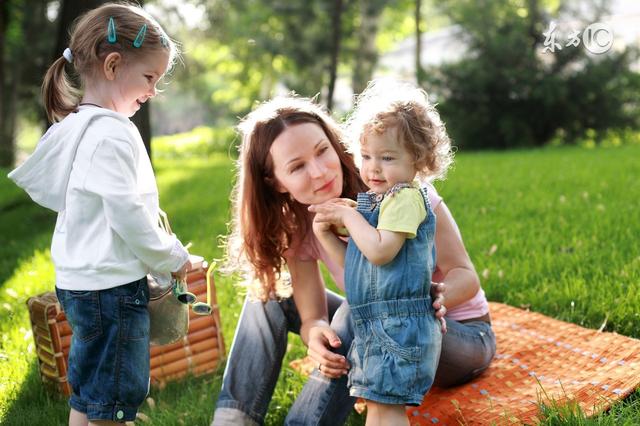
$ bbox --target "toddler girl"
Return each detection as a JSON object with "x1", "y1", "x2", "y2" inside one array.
[
  {"x1": 9, "y1": 3, "x2": 189, "y2": 425},
  {"x1": 311, "y1": 79, "x2": 454, "y2": 425}
]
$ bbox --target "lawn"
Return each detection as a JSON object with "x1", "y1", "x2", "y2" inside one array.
[{"x1": 1, "y1": 144, "x2": 639, "y2": 425}]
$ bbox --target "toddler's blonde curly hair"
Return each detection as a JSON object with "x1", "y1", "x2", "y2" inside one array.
[{"x1": 345, "y1": 78, "x2": 454, "y2": 182}]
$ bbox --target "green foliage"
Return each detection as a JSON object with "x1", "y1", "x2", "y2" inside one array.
[
  {"x1": 550, "y1": 127, "x2": 640, "y2": 149},
  {"x1": 155, "y1": 0, "x2": 423, "y2": 127},
  {"x1": 152, "y1": 125, "x2": 238, "y2": 159},
  {"x1": 2, "y1": 143, "x2": 640, "y2": 424},
  {"x1": 3, "y1": 0, "x2": 57, "y2": 119},
  {"x1": 426, "y1": 0, "x2": 640, "y2": 149},
  {"x1": 160, "y1": 0, "x2": 350, "y2": 125}
]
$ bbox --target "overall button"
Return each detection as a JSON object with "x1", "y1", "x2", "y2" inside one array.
[{"x1": 116, "y1": 410, "x2": 124, "y2": 420}]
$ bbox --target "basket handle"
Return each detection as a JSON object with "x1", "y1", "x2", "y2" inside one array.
[
  {"x1": 158, "y1": 209, "x2": 172, "y2": 234},
  {"x1": 206, "y1": 260, "x2": 218, "y2": 310}
]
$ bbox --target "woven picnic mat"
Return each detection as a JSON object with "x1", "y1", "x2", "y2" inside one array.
[
  {"x1": 407, "y1": 302, "x2": 640, "y2": 425},
  {"x1": 290, "y1": 301, "x2": 640, "y2": 424}
]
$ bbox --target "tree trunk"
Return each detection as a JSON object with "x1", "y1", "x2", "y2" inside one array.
[
  {"x1": 528, "y1": 0, "x2": 543, "y2": 49},
  {"x1": 0, "y1": 0, "x2": 12, "y2": 167},
  {"x1": 131, "y1": 103, "x2": 152, "y2": 159},
  {"x1": 351, "y1": 0, "x2": 384, "y2": 96},
  {"x1": 416, "y1": 0, "x2": 425, "y2": 86},
  {"x1": 54, "y1": 0, "x2": 104, "y2": 64},
  {"x1": 327, "y1": 0, "x2": 343, "y2": 111},
  {"x1": 131, "y1": 0, "x2": 151, "y2": 159}
]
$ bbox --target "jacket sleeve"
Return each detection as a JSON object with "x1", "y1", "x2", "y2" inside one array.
[{"x1": 83, "y1": 137, "x2": 189, "y2": 273}]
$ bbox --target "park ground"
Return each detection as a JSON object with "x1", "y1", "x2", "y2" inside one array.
[{"x1": 1, "y1": 142, "x2": 639, "y2": 425}]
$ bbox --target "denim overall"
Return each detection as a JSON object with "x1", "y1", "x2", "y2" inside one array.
[{"x1": 344, "y1": 184, "x2": 442, "y2": 406}]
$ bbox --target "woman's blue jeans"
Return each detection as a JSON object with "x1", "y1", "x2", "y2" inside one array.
[{"x1": 212, "y1": 290, "x2": 495, "y2": 425}]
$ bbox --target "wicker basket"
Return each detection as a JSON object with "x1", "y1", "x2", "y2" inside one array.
[{"x1": 25, "y1": 256, "x2": 225, "y2": 396}]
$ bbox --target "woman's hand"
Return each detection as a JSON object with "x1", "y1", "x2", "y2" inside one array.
[
  {"x1": 306, "y1": 323, "x2": 349, "y2": 378},
  {"x1": 431, "y1": 282, "x2": 447, "y2": 333}
]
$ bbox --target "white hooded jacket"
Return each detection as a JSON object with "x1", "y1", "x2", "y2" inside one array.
[{"x1": 8, "y1": 107, "x2": 189, "y2": 290}]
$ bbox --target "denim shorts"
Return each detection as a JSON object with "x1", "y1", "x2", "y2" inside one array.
[
  {"x1": 347, "y1": 299, "x2": 442, "y2": 406},
  {"x1": 55, "y1": 277, "x2": 150, "y2": 422}
]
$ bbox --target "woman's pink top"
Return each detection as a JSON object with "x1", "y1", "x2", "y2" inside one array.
[{"x1": 291, "y1": 184, "x2": 489, "y2": 321}]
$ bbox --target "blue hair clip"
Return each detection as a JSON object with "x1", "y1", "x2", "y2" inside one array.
[
  {"x1": 133, "y1": 24, "x2": 147, "y2": 48},
  {"x1": 160, "y1": 34, "x2": 169, "y2": 48},
  {"x1": 107, "y1": 17, "x2": 117, "y2": 43}
]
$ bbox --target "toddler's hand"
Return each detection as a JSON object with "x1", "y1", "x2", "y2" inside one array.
[
  {"x1": 308, "y1": 200, "x2": 355, "y2": 228},
  {"x1": 172, "y1": 259, "x2": 192, "y2": 281},
  {"x1": 312, "y1": 214, "x2": 332, "y2": 235}
]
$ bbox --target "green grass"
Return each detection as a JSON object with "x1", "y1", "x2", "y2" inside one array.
[{"x1": 1, "y1": 145, "x2": 639, "y2": 425}]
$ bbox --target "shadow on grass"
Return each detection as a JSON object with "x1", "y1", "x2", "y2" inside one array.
[
  {"x1": 1, "y1": 359, "x2": 68, "y2": 426},
  {"x1": 0, "y1": 197, "x2": 55, "y2": 287},
  {"x1": 153, "y1": 157, "x2": 235, "y2": 261}
]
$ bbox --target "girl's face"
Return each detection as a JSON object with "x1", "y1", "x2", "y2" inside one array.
[
  {"x1": 269, "y1": 122, "x2": 343, "y2": 205},
  {"x1": 360, "y1": 128, "x2": 417, "y2": 194},
  {"x1": 112, "y1": 51, "x2": 169, "y2": 117}
]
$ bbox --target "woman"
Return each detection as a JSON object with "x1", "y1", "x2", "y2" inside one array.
[{"x1": 212, "y1": 96, "x2": 495, "y2": 425}]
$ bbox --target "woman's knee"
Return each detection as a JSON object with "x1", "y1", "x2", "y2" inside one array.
[
  {"x1": 329, "y1": 301, "x2": 354, "y2": 354},
  {"x1": 434, "y1": 321, "x2": 496, "y2": 387}
]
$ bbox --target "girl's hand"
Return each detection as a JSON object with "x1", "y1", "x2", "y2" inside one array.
[
  {"x1": 431, "y1": 282, "x2": 447, "y2": 333},
  {"x1": 306, "y1": 324, "x2": 349, "y2": 378},
  {"x1": 172, "y1": 259, "x2": 192, "y2": 281}
]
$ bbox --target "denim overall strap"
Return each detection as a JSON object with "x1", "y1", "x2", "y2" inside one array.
[
  {"x1": 345, "y1": 192, "x2": 381, "y2": 305},
  {"x1": 419, "y1": 185, "x2": 437, "y2": 269}
]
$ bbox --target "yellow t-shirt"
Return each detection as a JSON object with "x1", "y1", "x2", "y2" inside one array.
[{"x1": 377, "y1": 187, "x2": 427, "y2": 239}]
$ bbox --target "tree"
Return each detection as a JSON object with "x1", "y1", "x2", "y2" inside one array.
[
  {"x1": 0, "y1": 1, "x2": 9, "y2": 167},
  {"x1": 426, "y1": 0, "x2": 640, "y2": 149},
  {"x1": 187, "y1": 0, "x2": 358, "y2": 115},
  {"x1": 415, "y1": 0, "x2": 424, "y2": 85},
  {"x1": 1, "y1": 0, "x2": 56, "y2": 167},
  {"x1": 327, "y1": 0, "x2": 344, "y2": 110},
  {"x1": 351, "y1": 0, "x2": 385, "y2": 95}
]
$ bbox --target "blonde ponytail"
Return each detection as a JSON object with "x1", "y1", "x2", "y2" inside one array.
[{"x1": 41, "y1": 56, "x2": 81, "y2": 123}]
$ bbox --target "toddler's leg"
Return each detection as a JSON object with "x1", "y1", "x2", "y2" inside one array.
[{"x1": 365, "y1": 402, "x2": 409, "y2": 426}]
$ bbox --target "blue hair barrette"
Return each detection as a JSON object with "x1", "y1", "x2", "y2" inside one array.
[
  {"x1": 133, "y1": 24, "x2": 147, "y2": 48},
  {"x1": 160, "y1": 34, "x2": 169, "y2": 48},
  {"x1": 107, "y1": 17, "x2": 117, "y2": 43}
]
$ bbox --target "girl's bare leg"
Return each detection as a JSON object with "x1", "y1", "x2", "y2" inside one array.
[
  {"x1": 69, "y1": 408, "x2": 88, "y2": 426},
  {"x1": 365, "y1": 401, "x2": 409, "y2": 426}
]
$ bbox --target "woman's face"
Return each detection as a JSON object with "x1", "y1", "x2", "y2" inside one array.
[{"x1": 269, "y1": 122, "x2": 343, "y2": 205}]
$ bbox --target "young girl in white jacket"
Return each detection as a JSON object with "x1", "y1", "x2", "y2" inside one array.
[{"x1": 8, "y1": 4, "x2": 189, "y2": 425}]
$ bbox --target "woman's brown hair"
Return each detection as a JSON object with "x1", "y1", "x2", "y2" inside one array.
[
  {"x1": 223, "y1": 96, "x2": 366, "y2": 301},
  {"x1": 42, "y1": 2, "x2": 178, "y2": 123}
]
